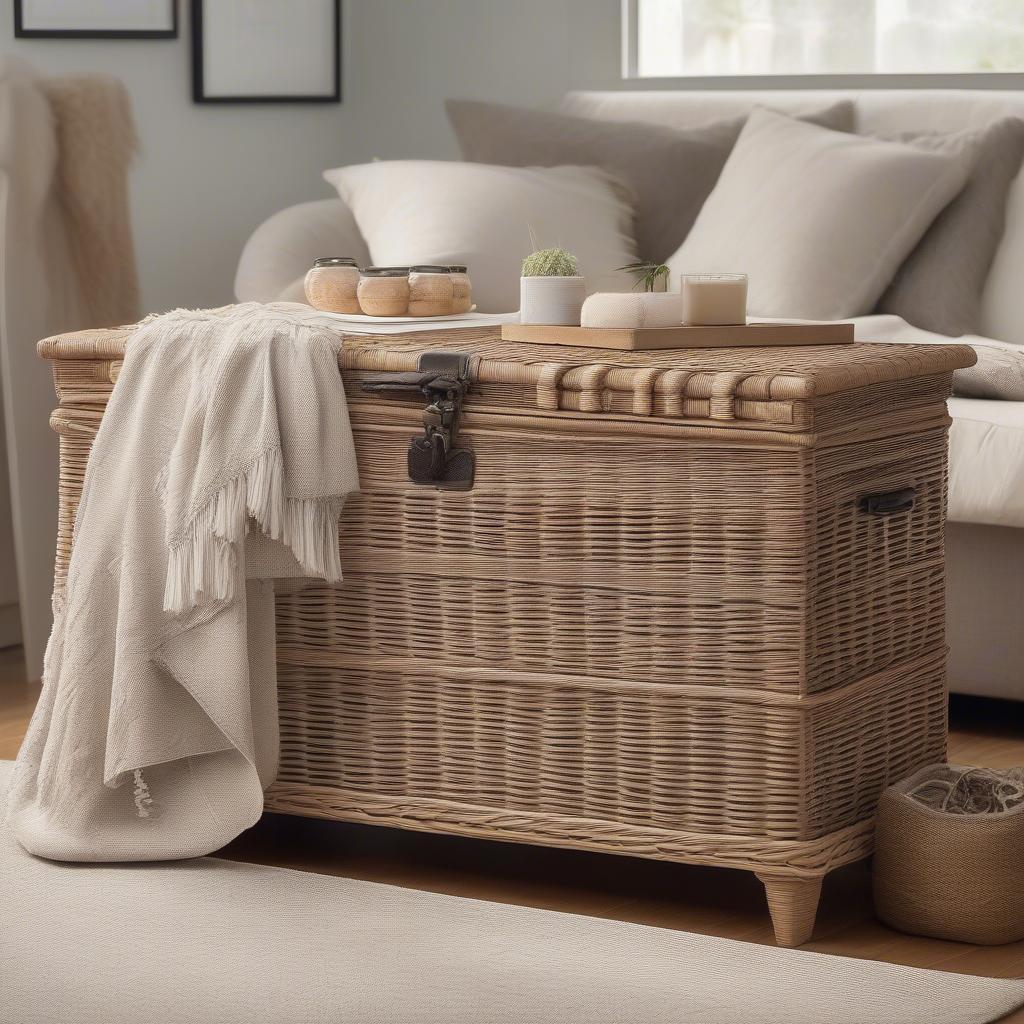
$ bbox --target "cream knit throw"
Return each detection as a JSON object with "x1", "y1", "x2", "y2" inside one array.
[{"x1": 7, "y1": 303, "x2": 359, "y2": 862}]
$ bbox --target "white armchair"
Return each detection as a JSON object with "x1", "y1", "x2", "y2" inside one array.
[
  {"x1": 0, "y1": 59, "x2": 138, "y2": 678},
  {"x1": 235, "y1": 198, "x2": 369, "y2": 305}
]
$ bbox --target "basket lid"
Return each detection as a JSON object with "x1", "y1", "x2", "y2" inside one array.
[
  {"x1": 337, "y1": 326, "x2": 975, "y2": 433},
  {"x1": 38, "y1": 322, "x2": 975, "y2": 434}
]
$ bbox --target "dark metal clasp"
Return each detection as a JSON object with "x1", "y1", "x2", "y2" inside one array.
[{"x1": 360, "y1": 352, "x2": 475, "y2": 490}]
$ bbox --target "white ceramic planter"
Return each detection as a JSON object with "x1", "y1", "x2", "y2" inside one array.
[{"x1": 520, "y1": 276, "x2": 586, "y2": 326}]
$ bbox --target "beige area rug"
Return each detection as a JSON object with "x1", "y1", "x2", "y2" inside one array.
[{"x1": 2, "y1": 763, "x2": 1022, "y2": 1024}]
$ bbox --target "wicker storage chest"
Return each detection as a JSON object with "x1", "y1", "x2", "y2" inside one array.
[{"x1": 41, "y1": 324, "x2": 974, "y2": 947}]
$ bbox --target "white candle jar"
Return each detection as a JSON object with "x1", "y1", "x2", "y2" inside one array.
[{"x1": 680, "y1": 273, "x2": 748, "y2": 326}]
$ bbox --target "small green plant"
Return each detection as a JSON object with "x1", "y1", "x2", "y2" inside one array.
[
  {"x1": 618, "y1": 261, "x2": 670, "y2": 292},
  {"x1": 521, "y1": 247, "x2": 579, "y2": 277}
]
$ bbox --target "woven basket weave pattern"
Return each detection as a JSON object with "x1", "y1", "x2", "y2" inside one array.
[
  {"x1": 42, "y1": 329, "x2": 971, "y2": 914},
  {"x1": 272, "y1": 649, "x2": 947, "y2": 840},
  {"x1": 273, "y1": 413, "x2": 949, "y2": 699}
]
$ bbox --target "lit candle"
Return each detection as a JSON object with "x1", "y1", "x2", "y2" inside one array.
[{"x1": 680, "y1": 273, "x2": 747, "y2": 326}]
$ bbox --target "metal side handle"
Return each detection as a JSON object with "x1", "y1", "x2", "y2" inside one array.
[{"x1": 859, "y1": 487, "x2": 916, "y2": 516}]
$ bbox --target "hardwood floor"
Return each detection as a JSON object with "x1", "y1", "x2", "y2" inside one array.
[{"x1": 2, "y1": 644, "x2": 1022, "y2": 1016}]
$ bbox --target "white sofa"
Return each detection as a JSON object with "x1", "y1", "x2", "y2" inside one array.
[{"x1": 236, "y1": 88, "x2": 1024, "y2": 702}]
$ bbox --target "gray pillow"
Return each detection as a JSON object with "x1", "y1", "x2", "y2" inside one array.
[
  {"x1": 446, "y1": 99, "x2": 855, "y2": 265},
  {"x1": 875, "y1": 118, "x2": 1024, "y2": 336}
]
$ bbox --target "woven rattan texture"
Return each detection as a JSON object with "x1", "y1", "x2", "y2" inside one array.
[
  {"x1": 270, "y1": 650, "x2": 946, "y2": 844},
  {"x1": 40, "y1": 326, "x2": 974, "y2": 429},
  {"x1": 43, "y1": 325, "x2": 960, "y2": 904},
  {"x1": 335, "y1": 330, "x2": 972, "y2": 398},
  {"x1": 272, "y1": 406, "x2": 950, "y2": 698},
  {"x1": 341, "y1": 371, "x2": 954, "y2": 434},
  {"x1": 263, "y1": 785, "x2": 875, "y2": 880}
]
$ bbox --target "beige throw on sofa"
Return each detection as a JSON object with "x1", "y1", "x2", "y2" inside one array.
[
  {"x1": 7, "y1": 303, "x2": 358, "y2": 862},
  {"x1": 40, "y1": 71, "x2": 140, "y2": 330}
]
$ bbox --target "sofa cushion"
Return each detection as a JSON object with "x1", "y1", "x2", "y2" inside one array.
[
  {"x1": 949, "y1": 398, "x2": 1024, "y2": 528},
  {"x1": 876, "y1": 119, "x2": 1024, "y2": 337},
  {"x1": 562, "y1": 88, "x2": 1024, "y2": 345},
  {"x1": 446, "y1": 98, "x2": 854, "y2": 265},
  {"x1": 666, "y1": 109, "x2": 970, "y2": 320},
  {"x1": 323, "y1": 160, "x2": 638, "y2": 313},
  {"x1": 234, "y1": 198, "x2": 370, "y2": 304}
]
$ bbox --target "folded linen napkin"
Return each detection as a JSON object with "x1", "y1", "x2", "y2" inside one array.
[{"x1": 7, "y1": 303, "x2": 359, "y2": 862}]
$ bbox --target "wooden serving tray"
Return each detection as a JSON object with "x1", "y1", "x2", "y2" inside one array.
[{"x1": 501, "y1": 321, "x2": 855, "y2": 351}]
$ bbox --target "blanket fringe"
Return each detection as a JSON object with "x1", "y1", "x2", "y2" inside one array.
[{"x1": 163, "y1": 448, "x2": 341, "y2": 614}]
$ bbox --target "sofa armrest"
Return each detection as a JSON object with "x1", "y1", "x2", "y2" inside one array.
[{"x1": 234, "y1": 198, "x2": 371, "y2": 303}]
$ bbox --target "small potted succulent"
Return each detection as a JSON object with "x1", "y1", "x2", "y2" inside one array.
[
  {"x1": 520, "y1": 246, "x2": 586, "y2": 325},
  {"x1": 618, "y1": 260, "x2": 671, "y2": 293}
]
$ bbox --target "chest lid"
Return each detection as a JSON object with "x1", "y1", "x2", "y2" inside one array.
[
  {"x1": 340, "y1": 326, "x2": 975, "y2": 433},
  {"x1": 38, "y1": 322, "x2": 975, "y2": 436}
]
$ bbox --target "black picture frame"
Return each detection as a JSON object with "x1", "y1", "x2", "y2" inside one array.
[
  {"x1": 14, "y1": 0, "x2": 178, "y2": 39},
  {"x1": 191, "y1": 0, "x2": 342, "y2": 105}
]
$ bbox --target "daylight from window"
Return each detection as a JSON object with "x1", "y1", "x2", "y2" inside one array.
[{"x1": 634, "y1": 0, "x2": 1024, "y2": 76}]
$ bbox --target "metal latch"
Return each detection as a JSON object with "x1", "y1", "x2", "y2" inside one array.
[{"x1": 360, "y1": 351, "x2": 475, "y2": 490}]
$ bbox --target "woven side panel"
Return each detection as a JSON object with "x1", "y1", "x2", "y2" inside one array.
[
  {"x1": 811, "y1": 374, "x2": 951, "y2": 434},
  {"x1": 807, "y1": 425, "x2": 949, "y2": 694},
  {"x1": 803, "y1": 649, "x2": 948, "y2": 836},
  {"x1": 49, "y1": 407, "x2": 104, "y2": 595},
  {"x1": 52, "y1": 373, "x2": 950, "y2": 702},
  {"x1": 50, "y1": 357, "x2": 118, "y2": 403},
  {"x1": 273, "y1": 650, "x2": 947, "y2": 842},
  {"x1": 48, "y1": 353, "x2": 116, "y2": 594}
]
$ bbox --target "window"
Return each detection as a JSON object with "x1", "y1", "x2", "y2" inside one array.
[{"x1": 625, "y1": 0, "x2": 1024, "y2": 78}]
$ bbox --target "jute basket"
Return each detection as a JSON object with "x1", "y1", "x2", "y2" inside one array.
[{"x1": 874, "y1": 764, "x2": 1024, "y2": 944}]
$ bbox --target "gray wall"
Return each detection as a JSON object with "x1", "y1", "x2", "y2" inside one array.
[
  {"x1": 5, "y1": 0, "x2": 1019, "y2": 311},
  {"x1": 2, "y1": 0, "x2": 623, "y2": 312}
]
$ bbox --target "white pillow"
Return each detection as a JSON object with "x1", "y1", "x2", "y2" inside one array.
[
  {"x1": 323, "y1": 160, "x2": 638, "y2": 312},
  {"x1": 666, "y1": 108, "x2": 971, "y2": 320}
]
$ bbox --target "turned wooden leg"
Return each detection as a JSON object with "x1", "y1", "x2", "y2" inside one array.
[{"x1": 755, "y1": 872, "x2": 823, "y2": 948}]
